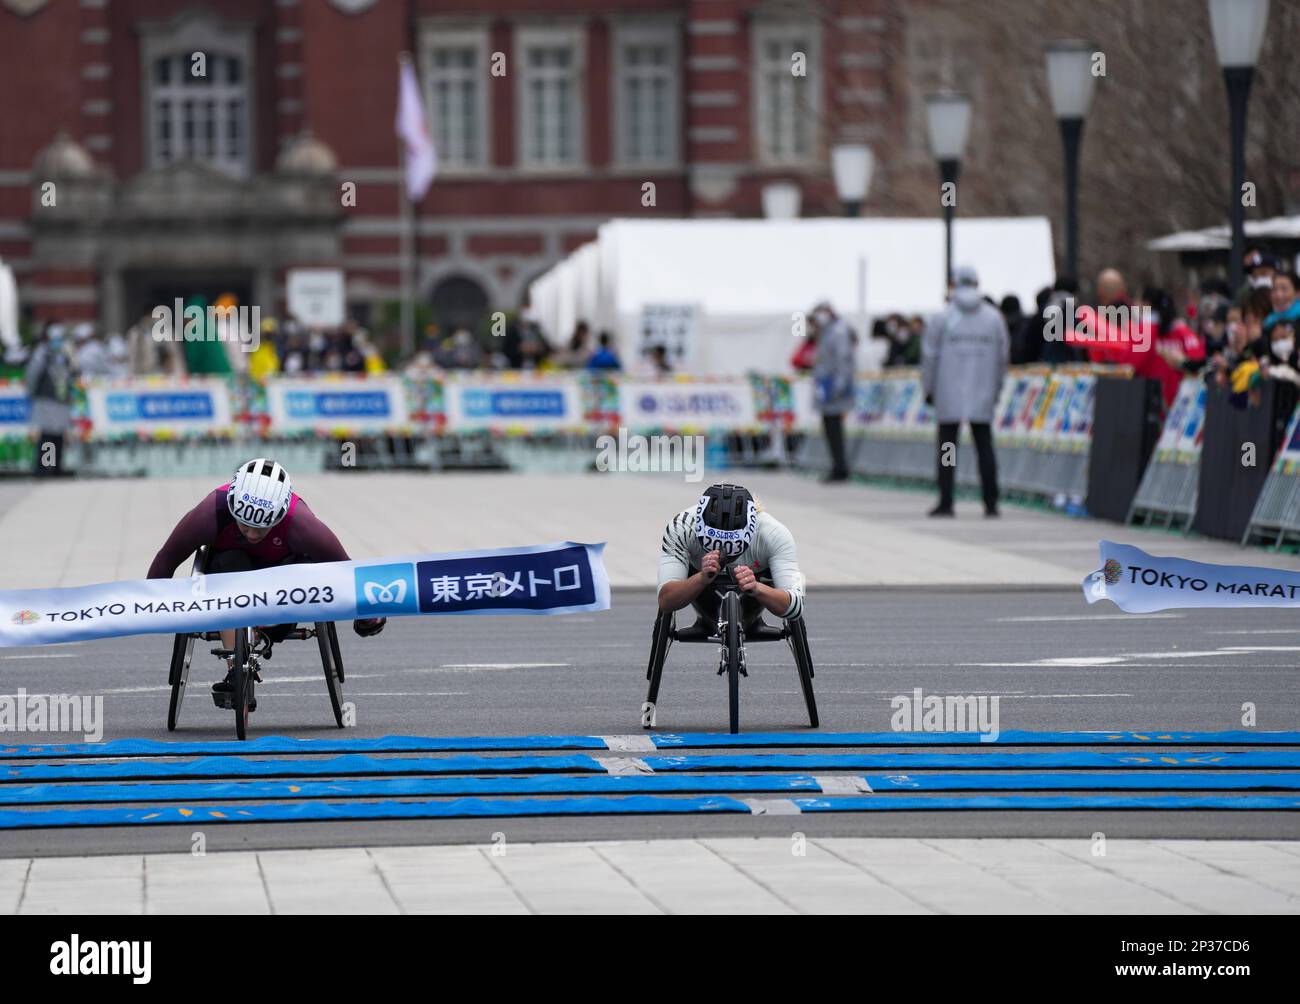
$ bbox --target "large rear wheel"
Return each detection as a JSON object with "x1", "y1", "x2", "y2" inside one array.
[
  {"x1": 232, "y1": 628, "x2": 251, "y2": 741},
  {"x1": 788, "y1": 617, "x2": 819, "y2": 728},
  {"x1": 643, "y1": 611, "x2": 672, "y2": 728},
  {"x1": 722, "y1": 592, "x2": 742, "y2": 735},
  {"x1": 166, "y1": 632, "x2": 195, "y2": 731},
  {"x1": 317, "y1": 623, "x2": 346, "y2": 728}
]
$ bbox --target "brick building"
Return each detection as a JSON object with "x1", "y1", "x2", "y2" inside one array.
[
  {"x1": 6, "y1": 0, "x2": 1296, "y2": 343},
  {"x1": 0, "y1": 0, "x2": 895, "y2": 339}
]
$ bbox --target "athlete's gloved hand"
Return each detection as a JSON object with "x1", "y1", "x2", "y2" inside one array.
[
  {"x1": 353, "y1": 617, "x2": 387, "y2": 637},
  {"x1": 699, "y1": 550, "x2": 722, "y2": 581}
]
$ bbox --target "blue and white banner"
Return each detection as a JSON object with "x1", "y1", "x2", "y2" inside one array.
[
  {"x1": 0, "y1": 542, "x2": 609, "y2": 647},
  {"x1": 618, "y1": 379, "x2": 758, "y2": 430},
  {"x1": 265, "y1": 376, "x2": 408, "y2": 434},
  {"x1": 1083, "y1": 540, "x2": 1300, "y2": 613},
  {"x1": 83, "y1": 378, "x2": 233, "y2": 438},
  {"x1": 0, "y1": 384, "x2": 29, "y2": 435},
  {"x1": 442, "y1": 377, "x2": 582, "y2": 433}
]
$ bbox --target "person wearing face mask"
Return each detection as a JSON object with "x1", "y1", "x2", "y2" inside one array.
[
  {"x1": 810, "y1": 300, "x2": 856, "y2": 483},
  {"x1": 1238, "y1": 249, "x2": 1278, "y2": 304},
  {"x1": 921, "y1": 265, "x2": 1008, "y2": 517},
  {"x1": 1263, "y1": 271, "x2": 1300, "y2": 339},
  {"x1": 24, "y1": 322, "x2": 75, "y2": 477},
  {"x1": 1265, "y1": 322, "x2": 1300, "y2": 384}
]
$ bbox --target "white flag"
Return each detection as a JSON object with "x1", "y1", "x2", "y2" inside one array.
[{"x1": 395, "y1": 57, "x2": 436, "y2": 201}]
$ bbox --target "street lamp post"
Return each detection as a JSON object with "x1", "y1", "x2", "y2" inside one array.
[
  {"x1": 924, "y1": 92, "x2": 972, "y2": 290},
  {"x1": 1045, "y1": 40, "x2": 1098, "y2": 282},
  {"x1": 1208, "y1": 0, "x2": 1270, "y2": 293},
  {"x1": 830, "y1": 143, "x2": 875, "y2": 217}
]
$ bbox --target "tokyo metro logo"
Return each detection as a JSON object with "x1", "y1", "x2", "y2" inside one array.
[{"x1": 354, "y1": 563, "x2": 418, "y2": 616}]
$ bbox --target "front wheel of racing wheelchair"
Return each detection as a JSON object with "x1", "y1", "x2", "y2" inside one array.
[
  {"x1": 643, "y1": 583, "x2": 818, "y2": 735},
  {"x1": 166, "y1": 547, "x2": 350, "y2": 738}
]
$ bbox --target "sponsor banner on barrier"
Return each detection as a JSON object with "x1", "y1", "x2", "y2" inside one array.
[
  {"x1": 441, "y1": 376, "x2": 583, "y2": 433},
  {"x1": 994, "y1": 374, "x2": 1030, "y2": 439},
  {"x1": 1058, "y1": 374, "x2": 1096, "y2": 446},
  {"x1": 1083, "y1": 540, "x2": 1300, "y2": 613},
  {"x1": 265, "y1": 375, "x2": 409, "y2": 434},
  {"x1": 1027, "y1": 375, "x2": 1066, "y2": 444},
  {"x1": 849, "y1": 379, "x2": 888, "y2": 430},
  {"x1": 790, "y1": 376, "x2": 818, "y2": 430},
  {"x1": 1153, "y1": 378, "x2": 1206, "y2": 463},
  {"x1": 0, "y1": 541, "x2": 609, "y2": 647},
  {"x1": 0, "y1": 383, "x2": 29, "y2": 438},
  {"x1": 618, "y1": 378, "x2": 758, "y2": 430},
  {"x1": 82, "y1": 378, "x2": 234, "y2": 438}
]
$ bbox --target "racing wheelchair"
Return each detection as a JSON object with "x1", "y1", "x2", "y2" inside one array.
[
  {"x1": 166, "y1": 546, "x2": 347, "y2": 740},
  {"x1": 643, "y1": 566, "x2": 818, "y2": 734}
]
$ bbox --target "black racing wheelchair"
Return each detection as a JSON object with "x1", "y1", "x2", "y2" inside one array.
[
  {"x1": 166, "y1": 546, "x2": 347, "y2": 740},
  {"x1": 644, "y1": 566, "x2": 818, "y2": 734}
]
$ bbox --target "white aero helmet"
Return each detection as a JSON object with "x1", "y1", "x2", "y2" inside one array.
[{"x1": 227, "y1": 458, "x2": 293, "y2": 529}]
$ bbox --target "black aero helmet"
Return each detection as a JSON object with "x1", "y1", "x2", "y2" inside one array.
[{"x1": 694, "y1": 483, "x2": 757, "y2": 561}]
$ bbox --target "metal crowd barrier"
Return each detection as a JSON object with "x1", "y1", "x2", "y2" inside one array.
[
  {"x1": 1241, "y1": 469, "x2": 1300, "y2": 548},
  {"x1": 1128, "y1": 456, "x2": 1200, "y2": 531},
  {"x1": 1242, "y1": 402, "x2": 1300, "y2": 549}
]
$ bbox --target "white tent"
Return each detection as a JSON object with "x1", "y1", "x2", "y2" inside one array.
[
  {"x1": 0, "y1": 261, "x2": 18, "y2": 358},
  {"x1": 1146, "y1": 214, "x2": 1300, "y2": 252},
  {"x1": 529, "y1": 216, "x2": 1055, "y2": 375}
]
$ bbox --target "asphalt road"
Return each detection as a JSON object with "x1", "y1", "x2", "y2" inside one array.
[{"x1": 3, "y1": 586, "x2": 1300, "y2": 855}]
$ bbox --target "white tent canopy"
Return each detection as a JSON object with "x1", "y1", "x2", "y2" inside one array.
[
  {"x1": 528, "y1": 216, "x2": 1055, "y2": 375},
  {"x1": 0, "y1": 261, "x2": 19, "y2": 361},
  {"x1": 1146, "y1": 214, "x2": 1300, "y2": 252}
]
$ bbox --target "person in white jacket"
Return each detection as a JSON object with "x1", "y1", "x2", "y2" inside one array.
[{"x1": 921, "y1": 265, "x2": 1009, "y2": 517}]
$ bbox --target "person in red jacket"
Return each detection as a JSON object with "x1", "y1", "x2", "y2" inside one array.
[{"x1": 1071, "y1": 269, "x2": 1183, "y2": 406}]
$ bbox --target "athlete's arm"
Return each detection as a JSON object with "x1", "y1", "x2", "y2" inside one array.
[
  {"x1": 732, "y1": 563, "x2": 793, "y2": 618},
  {"x1": 750, "y1": 517, "x2": 804, "y2": 620},
  {"x1": 658, "y1": 550, "x2": 721, "y2": 613},
  {"x1": 288, "y1": 500, "x2": 385, "y2": 636},
  {"x1": 284, "y1": 498, "x2": 351, "y2": 562},
  {"x1": 147, "y1": 493, "x2": 219, "y2": 578},
  {"x1": 656, "y1": 511, "x2": 718, "y2": 613}
]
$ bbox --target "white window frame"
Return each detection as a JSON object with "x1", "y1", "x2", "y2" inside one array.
[
  {"x1": 419, "y1": 23, "x2": 491, "y2": 173},
  {"x1": 751, "y1": 19, "x2": 822, "y2": 167},
  {"x1": 611, "y1": 21, "x2": 681, "y2": 169},
  {"x1": 139, "y1": 13, "x2": 254, "y2": 177},
  {"x1": 515, "y1": 25, "x2": 587, "y2": 171}
]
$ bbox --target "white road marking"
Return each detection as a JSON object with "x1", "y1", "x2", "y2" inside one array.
[
  {"x1": 436, "y1": 663, "x2": 569, "y2": 671},
  {"x1": 1207, "y1": 629, "x2": 1300, "y2": 635},
  {"x1": 0, "y1": 653, "x2": 78, "y2": 660},
  {"x1": 963, "y1": 644, "x2": 1300, "y2": 669},
  {"x1": 994, "y1": 613, "x2": 1184, "y2": 623}
]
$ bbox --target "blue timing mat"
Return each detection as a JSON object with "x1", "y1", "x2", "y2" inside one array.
[
  {"x1": 2, "y1": 729, "x2": 1297, "y2": 760},
  {"x1": 0, "y1": 793, "x2": 1297, "y2": 829},
  {"x1": 3, "y1": 771, "x2": 1300, "y2": 806},
  {"x1": 5, "y1": 749, "x2": 1300, "y2": 784}
]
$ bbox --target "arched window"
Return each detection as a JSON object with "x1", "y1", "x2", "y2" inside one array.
[{"x1": 430, "y1": 275, "x2": 490, "y2": 335}]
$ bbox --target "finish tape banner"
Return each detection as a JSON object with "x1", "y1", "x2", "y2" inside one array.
[
  {"x1": 1083, "y1": 540, "x2": 1300, "y2": 613},
  {"x1": 0, "y1": 541, "x2": 609, "y2": 647}
]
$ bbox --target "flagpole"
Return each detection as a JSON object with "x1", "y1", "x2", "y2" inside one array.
[{"x1": 398, "y1": 52, "x2": 415, "y2": 362}]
